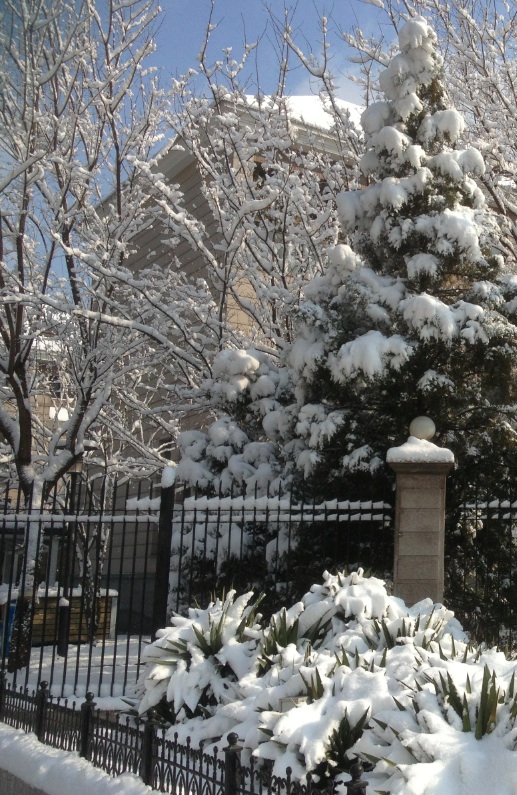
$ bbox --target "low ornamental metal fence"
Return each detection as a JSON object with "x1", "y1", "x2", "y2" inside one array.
[
  {"x1": 0, "y1": 477, "x2": 394, "y2": 698},
  {"x1": 0, "y1": 675, "x2": 347, "y2": 795}
]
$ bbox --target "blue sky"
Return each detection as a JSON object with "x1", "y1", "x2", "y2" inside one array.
[{"x1": 151, "y1": 0, "x2": 390, "y2": 105}]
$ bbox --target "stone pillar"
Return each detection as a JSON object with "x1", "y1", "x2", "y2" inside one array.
[{"x1": 387, "y1": 432, "x2": 454, "y2": 605}]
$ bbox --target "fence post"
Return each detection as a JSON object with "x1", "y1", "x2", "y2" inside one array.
[
  {"x1": 344, "y1": 760, "x2": 367, "y2": 794},
  {"x1": 79, "y1": 692, "x2": 96, "y2": 758},
  {"x1": 151, "y1": 480, "x2": 175, "y2": 639},
  {"x1": 0, "y1": 670, "x2": 6, "y2": 722},
  {"x1": 34, "y1": 680, "x2": 49, "y2": 742},
  {"x1": 387, "y1": 418, "x2": 454, "y2": 605},
  {"x1": 141, "y1": 709, "x2": 158, "y2": 787},
  {"x1": 224, "y1": 732, "x2": 242, "y2": 795}
]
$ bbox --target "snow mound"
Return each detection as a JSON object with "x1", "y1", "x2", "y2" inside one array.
[{"x1": 135, "y1": 569, "x2": 517, "y2": 795}]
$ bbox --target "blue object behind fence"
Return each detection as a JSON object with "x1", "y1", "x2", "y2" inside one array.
[{"x1": 0, "y1": 601, "x2": 16, "y2": 656}]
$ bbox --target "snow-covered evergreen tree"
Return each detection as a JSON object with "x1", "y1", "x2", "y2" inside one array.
[
  {"x1": 179, "y1": 16, "x2": 517, "y2": 503},
  {"x1": 173, "y1": 17, "x2": 517, "y2": 642},
  {"x1": 346, "y1": 0, "x2": 517, "y2": 265},
  {"x1": 288, "y1": 14, "x2": 517, "y2": 493}
]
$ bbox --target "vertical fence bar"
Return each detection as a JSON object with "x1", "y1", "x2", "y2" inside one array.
[
  {"x1": 89, "y1": 482, "x2": 104, "y2": 690},
  {"x1": 46, "y1": 484, "x2": 63, "y2": 693},
  {"x1": 83, "y1": 479, "x2": 106, "y2": 695},
  {"x1": 188, "y1": 490, "x2": 198, "y2": 608},
  {"x1": 97, "y1": 489, "x2": 112, "y2": 697},
  {"x1": 510, "y1": 488, "x2": 515, "y2": 649},
  {"x1": 27, "y1": 487, "x2": 47, "y2": 689},
  {"x1": 57, "y1": 472, "x2": 80, "y2": 658},
  {"x1": 115, "y1": 478, "x2": 128, "y2": 690},
  {"x1": 273, "y1": 484, "x2": 282, "y2": 597},
  {"x1": 152, "y1": 480, "x2": 175, "y2": 639},
  {"x1": 12, "y1": 483, "x2": 42, "y2": 689},
  {"x1": 212, "y1": 492, "x2": 222, "y2": 604},
  {"x1": 105, "y1": 477, "x2": 119, "y2": 696},
  {"x1": 72, "y1": 478, "x2": 87, "y2": 696},
  {"x1": 173, "y1": 496, "x2": 185, "y2": 615},
  {"x1": 130, "y1": 479, "x2": 143, "y2": 631},
  {"x1": 110, "y1": 478, "x2": 127, "y2": 694},
  {"x1": 4, "y1": 486, "x2": 22, "y2": 686},
  {"x1": 0, "y1": 670, "x2": 5, "y2": 722},
  {"x1": 8, "y1": 485, "x2": 30, "y2": 684},
  {"x1": 137, "y1": 481, "x2": 154, "y2": 676}
]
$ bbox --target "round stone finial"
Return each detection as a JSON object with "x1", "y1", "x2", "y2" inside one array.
[{"x1": 409, "y1": 416, "x2": 436, "y2": 440}]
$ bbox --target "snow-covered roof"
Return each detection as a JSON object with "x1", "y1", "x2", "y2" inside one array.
[
  {"x1": 243, "y1": 94, "x2": 363, "y2": 131},
  {"x1": 156, "y1": 93, "x2": 362, "y2": 178},
  {"x1": 284, "y1": 95, "x2": 362, "y2": 130}
]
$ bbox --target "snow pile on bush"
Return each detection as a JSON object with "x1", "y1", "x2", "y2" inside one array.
[
  {"x1": 137, "y1": 569, "x2": 517, "y2": 794},
  {"x1": 176, "y1": 349, "x2": 291, "y2": 495}
]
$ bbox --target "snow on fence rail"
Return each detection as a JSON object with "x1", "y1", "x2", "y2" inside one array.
[
  {"x1": 1, "y1": 512, "x2": 159, "y2": 525},
  {"x1": 176, "y1": 496, "x2": 392, "y2": 524}
]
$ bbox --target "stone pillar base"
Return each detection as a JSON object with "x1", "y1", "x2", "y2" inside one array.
[{"x1": 388, "y1": 439, "x2": 454, "y2": 605}]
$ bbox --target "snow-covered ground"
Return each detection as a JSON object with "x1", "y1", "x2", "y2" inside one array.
[
  {"x1": 0, "y1": 638, "x2": 149, "y2": 793},
  {"x1": 5, "y1": 636, "x2": 147, "y2": 707},
  {"x1": 0, "y1": 722, "x2": 153, "y2": 795}
]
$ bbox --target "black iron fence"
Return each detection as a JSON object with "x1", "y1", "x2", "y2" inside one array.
[
  {"x1": 0, "y1": 477, "x2": 160, "y2": 697},
  {"x1": 0, "y1": 675, "x2": 338, "y2": 795},
  {"x1": 446, "y1": 470, "x2": 517, "y2": 648},
  {"x1": 0, "y1": 476, "x2": 394, "y2": 697},
  {"x1": 167, "y1": 485, "x2": 395, "y2": 618}
]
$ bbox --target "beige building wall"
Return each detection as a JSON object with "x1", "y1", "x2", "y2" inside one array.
[{"x1": 120, "y1": 111, "x2": 357, "y2": 449}]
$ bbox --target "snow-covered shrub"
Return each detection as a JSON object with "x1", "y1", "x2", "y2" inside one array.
[
  {"x1": 137, "y1": 590, "x2": 263, "y2": 721},
  {"x1": 176, "y1": 350, "x2": 292, "y2": 497},
  {"x1": 354, "y1": 645, "x2": 517, "y2": 795},
  {"x1": 133, "y1": 572, "x2": 475, "y2": 777},
  {"x1": 138, "y1": 567, "x2": 517, "y2": 794}
]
